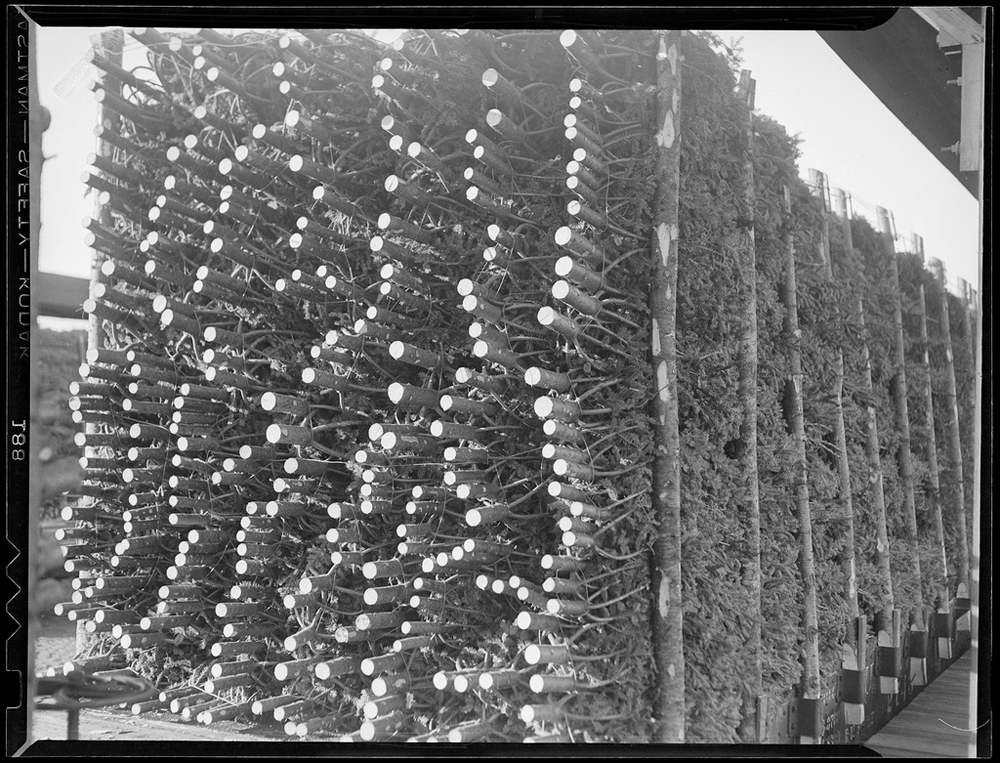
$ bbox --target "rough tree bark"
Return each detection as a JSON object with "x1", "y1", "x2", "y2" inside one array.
[
  {"x1": 812, "y1": 172, "x2": 859, "y2": 620},
  {"x1": 834, "y1": 187, "x2": 895, "y2": 624},
  {"x1": 932, "y1": 265, "x2": 971, "y2": 590},
  {"x1": 876, "y1": 208, "x2": 924, "y2": 625},
  {"x1": 960, "y1": 280, "x2": 977, "y2": 374},
  {"x1": 780, "y1": 187, "x2": 821, "y2": 711},
  {"x1": 817, "y1": 184, "x2": 868, "y2": 726},
  {"x1": 831, "y1": 187, "x2": 853, "y2": 254},
  {"x1": 734, "y1": 70, "x2": 763, "y2": 743},
  {"x1": 858, "y1": 295, "x2": 895, "y2": 618},
  {"x1": 957, "y1": 283, "x2": 977, "y2": 512},
  {"x1": 649, "y1": 29, "x2": 685, "y2": 745},
  {"x1": 917, "y1": 283, "x2": 949, "y2": 598}
]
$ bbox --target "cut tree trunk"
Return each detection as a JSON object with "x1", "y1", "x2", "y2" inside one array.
[
  {"x1": 858, "y1": 294, "x2": 895, "y2": 617},
  {"x1": 834, "y1": 189, "x2": 894, "y2": 619},
  {"x1": 957, "y1": 286, "x2": 977, "y2": 526},
  {"x1": 649, "y1": 29, "x2": 685, "y2": 745},
  {"x1": 831, "y1": 187, "x2": 854, "y2": 255},
  {"x1": 734, "y1": 70, "x2": 763, "y2": 743},
  {"x1": 780, "y1": 187, "x2": 821, "y2": 718},
  {"x1": 851, "y1": 223, "x2": 901, "y2": 694},
  {"x1": 934, "y1": 273, "x2": 971, "y2": 590},
  {"x1": 917, "y1": 284, "x2": 949, "y2": 599},
  {"x1": 812, "y1": 171, "x2": 859, "y2": 620},
  {"x1": 876, "y1": 208, "x2": 924, "y2": 625},
  {"x1": 827, "y1": 183, "x2": 865, "y2": 722}
]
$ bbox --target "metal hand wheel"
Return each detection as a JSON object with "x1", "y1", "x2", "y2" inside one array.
[{"x1": 35, "y1": 671, "x2": 157, "y2": 739}]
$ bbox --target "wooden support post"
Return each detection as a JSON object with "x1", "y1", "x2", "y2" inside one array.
[
  {"x1": 808, "y1": 169, "x2": 831, "y2": 270},
  {"x1": 831, "y1": 187, "x2": 854, "y2": 253},
  {"x1": 780, "y1": 186, "x2": 821, "y2": 743},
  {"x1": 908, "y1": 622, "x2": 928, "y2": 687},
  {"x1": 857, "y1": 615, "x2": 869, "y2": 671},
  {"x1": 955, "y1": 582, "x2": 971, "y2": 634},
  {"x1": 930, "y1": 259, "x2": 971, "y2": 594},
  {"x1": 756, "y1": 696, "x2": 769, "y2": 743},
  {"x1": 649, "y1": 29, "x2": 685, "y2": 745},
  {"x1": 735, "y1": 70, "x2": 763, "y2": 744},
  {"x1": 876, "y1": 207, "x2": 924, "y2": 627},
  {"x1": 811, "y1": 171, "x2": 859, "y2": 621},
  {"x1": 956, "y1": 278, "x2": 977, "y2": 515},
  {"x1": 840, "y1": 615, "x2": 868, "y2": 725},
  {"x1": 933, "y1": 603, "x2": 955, "y2": 661},
  {"x1": 792, "y1": 697, "x2": 823, "y2": 744},
  {"x1": 835, "y1": 190, "x2": 896, "y2": 647},
  {"x1": 917, "y1": 284, "x2": 949, "y2": 598},
  {"x1": 814, "y1": 170, "x2": 866, "y2": 726},
  {"x1": 959, "y1": 278, "x2": 978, "y2": 373},
  {"x1": 877, "y1": 609, "x2": 902, "y2": 695},
  {"x1": 858, "y1": 294, "x2": 895, "y2": 617}
]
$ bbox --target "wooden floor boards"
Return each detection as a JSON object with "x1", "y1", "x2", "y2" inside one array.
[{"x1": 865, "y1": 653, "x2": 975, "y2": 758}]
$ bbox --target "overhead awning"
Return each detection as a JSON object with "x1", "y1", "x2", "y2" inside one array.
[{"x1": 819, "y1": 7, "x2": 985, "y2": 199}]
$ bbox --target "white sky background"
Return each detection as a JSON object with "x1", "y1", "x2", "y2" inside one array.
[{"x1": 35, "y1": 26, "x2": 980, "y2": 330}]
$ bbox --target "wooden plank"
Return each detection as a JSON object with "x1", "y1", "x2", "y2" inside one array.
[
  {"x1": 913, "y1": 7, "x2": 984, "y2": 45},
  {"x1": 32, "y1": 706, "x2": 284, "y2": 743},
  {"x1": 868, "y1": 741, "x2": 970, "y2": 758},
  {"x1": 959, "y1": 42, "x2": 985, "y2": 171},
  {"x1": 903, "y1": 699, "x2": 970, "y2": 715},
  {"x1": 869, "y1": 733, "x2": 971, "y2": 754},
  {"x1": 871, "y1": 724, "x2": 972, "y2": 744},
  {"x1": 885, "y1": 716, "x2": 967, "y2": 735},
  {"x1": 870, "y1": 733, "x2": 969, "y2": 752},
  {"x1": 865, "y1": 652, "x2": 973, "y2": 757}
]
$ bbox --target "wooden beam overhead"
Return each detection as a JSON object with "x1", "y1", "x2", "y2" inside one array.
[
  {"x1": 913, "y1": 7, "x2": 985, "y2": 46},
  {"x1": 819, "y1": 8, "x2": 979, "y2": 197},
  {"x1": 959, "y1": 41, "x2": 985, "y2": 171}
]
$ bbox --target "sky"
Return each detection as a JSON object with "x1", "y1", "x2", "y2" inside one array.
[{"x1": 34, "y1": 25, "x2": 981, "y2": 330}]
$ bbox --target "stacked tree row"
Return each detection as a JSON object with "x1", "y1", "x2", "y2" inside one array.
[{"x1": 53, "y1": 28, "x2": 977, "y2": 743}]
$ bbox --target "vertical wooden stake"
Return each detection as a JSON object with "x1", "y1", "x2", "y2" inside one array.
[
  {"x1": 818, "y1": 174, "x2": 867, "y2": 727},
  {"x1": 808, "y1": 169, "x2": 832, "y2": 271},
  {"x1": 859, "y1": 298, "x2": 895, "y2": 615},
  {"x1": 810, "y1": 170, "x2": 859, "y2": 621},
  {"x1": 956, "y1": 582, "x2": 972, "y2": 634},
  {"x1": 878, "y1": 628, "x2": 900, "y2": 695},
  {"x1": 857, "y1": 615, "x2": 868, "y2": 671},
  {"x1": 834, "y1": 189, "x2": 895, "y2": 641},
  {"x1": 917, "y1": 284, "x2": 949, "y2": 598},
  {"x1": 958, "y1": 284, "x2": 978, "y2": 520},
  {"x1": 834, "y1": 187, "x2": 901, "y2": 635},
  {"x1": 876, "y1": 207, "x2": 924, "y2": 626},
  {"x1": 908, "y1": 623, "x2": 928, "y2": 686},
  {"x1": 831, "y1": 187, "x2": 854, "y2": 254},
  {"x1": 649, "y1": 29, "x2": 685, "y2": 745},
  {"x1": 841, "y1": 614, "x2": 868, "y2": 725},
  {"x1": 959, "y1": 280, "x2": 978, "y2": 386},
  {"x1": 735, "y1": 70, "x2": 763, "y2": 743},
  {"x1": 756, "y1": 696, "x2": 768, "y2": 742},
  {"x1": 931, "y1": 260, "x2": 971, "y2": 592},
  {"x1": 780, "y1": 186, "x2": 821, "y2": 736}
]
